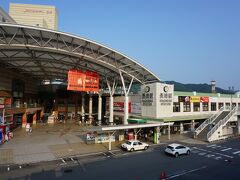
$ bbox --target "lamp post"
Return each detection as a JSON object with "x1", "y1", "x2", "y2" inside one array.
[{"x1": 229, "y1": 86, "x2": 234, "y2": 110}]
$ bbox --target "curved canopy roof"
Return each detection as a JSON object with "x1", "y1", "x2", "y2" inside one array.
[{"x1": 0, "y1": 23, "x2": 160, "y2": 86}]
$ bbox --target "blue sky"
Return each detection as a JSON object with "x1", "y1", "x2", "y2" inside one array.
[{"x1": 1, "y1": 0, "x2": 240, "y2": 90}]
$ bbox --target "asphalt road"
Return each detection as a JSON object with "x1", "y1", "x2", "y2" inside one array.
[{"x1": 2, "y1": 138, "x2": 240, "y2": 180}]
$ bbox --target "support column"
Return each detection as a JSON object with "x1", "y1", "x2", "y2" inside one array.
[
  {"x1": 22, "y1": 113, "x2": 27, "y2": 128},
  {"x1": 81, "y1": 93, "x2": 85, "y2": 123},
  {"x1": 200, "y1": 103, "x2": 203, "y2": 112},
  {"x1": 109, "y1": 95, "x2": 114, "y2": 125},
  {"x1": 154, "y1": 126, "x2": 160, "y2": 144},
  {"x1": 33, "y1": 113, "x2": 37, "y2": 125},
  {"x1": 168, "y1": 125, "x2": 171, "y2": 140},
  {"x1": 64, "y1": 98, "x2": 68, "y2": 121},
  {"x1": 119, "y1": 70, "x2": 134, "y2": 125},
  {"x1": 75, "y1": 92, "x2": 78, "y2": 121},
  {"x1": 191, "y1": 102, "x2": 194, "y2": 112},
  {"x1": 180, "y1": 102, "x2": 184, "y2": 113},
  {"x1": 88, "y1": 94, "x2": 93, "y2": 125},
  {"x1": 98, "y1": 94, "x2": 102, "y2": 126},
  {"x1": 191, "y1": 120, "x2": 195, "y2": 132},
  {"x1": 237, "y1": 116, "x2": 240, "y2": 135},
  {"x1": 180, "y1": 123, "x2": 184, "y2": 134},
  {"x1": 124, "y1": 96, "x2": 129, "y2": 125},
  {"x1": 106, "y1": 79, "x2": 117, "y2": 126}
]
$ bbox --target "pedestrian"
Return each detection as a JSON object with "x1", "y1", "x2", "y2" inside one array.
[{"x1": 145, "y1": 133, "x2": 148, "y2": 141}]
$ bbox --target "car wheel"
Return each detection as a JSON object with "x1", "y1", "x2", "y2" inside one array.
[
  {"x1": 130, "y1": 148, "x2": 134, "y2": 152},
  {"x1": 186, "y1": 150, "x2": 190, "y2": 155},
  {"x1": 144, "y1": 146, "x2": 148, "y2": 150},
  {"x1": 175, "y1": 152, "x2": 179, "y2": 158}
]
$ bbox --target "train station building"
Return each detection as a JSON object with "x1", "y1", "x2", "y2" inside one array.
[{"x1": 0, "y1": 4, "x2": 240, "y2": 145}]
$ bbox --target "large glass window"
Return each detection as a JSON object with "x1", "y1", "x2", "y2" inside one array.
[
  {"x1": 211, "y1": 102, "x2": 216, "y2": 111},
  {"x1": 202, "y1": 103, "x2": 209, "y2": 111},
  {"x1": 193, "y1": 103, "x2": 200, "y2": 112},
  {"x1": 183, "y1": 102, "x2": 191, "y2": 112},
  {"x1": 173, "y1": 102, "x2": 180, "y2": 112}
]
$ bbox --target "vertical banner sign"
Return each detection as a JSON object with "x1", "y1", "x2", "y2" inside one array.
[{"x1": 67, "y1": 70, "x2": 99, "y2": 92}]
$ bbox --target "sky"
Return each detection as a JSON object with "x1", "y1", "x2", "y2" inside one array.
[{"x1": 1, "y1": 0, "x2": 240, "y2": 90}]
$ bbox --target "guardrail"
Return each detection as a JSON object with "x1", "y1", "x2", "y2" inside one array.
[
  {"x1": 194, "y1": 107, "x2": 224, "y2": 137},
  {"x1": 207, "y1": 107, "x2": 237, "y2": 141}
]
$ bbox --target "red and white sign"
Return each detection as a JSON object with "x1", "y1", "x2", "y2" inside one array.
[
  {"x1": 67, "y1": 70, "x2": 99, "y2": 92},
  {"x1": 113, "y1": 102, "x2": 131, "y2": 113},
  {"x1": 200, "y1": 97, "x2": 209, "y2": 103}
]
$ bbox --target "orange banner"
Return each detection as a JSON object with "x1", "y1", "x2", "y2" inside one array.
[{"x1": 67, "y1": 70, "x2": 99, "y2": 92}]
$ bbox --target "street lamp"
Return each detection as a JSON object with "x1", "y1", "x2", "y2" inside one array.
[{"x1": 229, "y1": 86, "x2": 235, "y2": 110}]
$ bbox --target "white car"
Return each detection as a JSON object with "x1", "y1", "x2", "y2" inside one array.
[
  {"x1": 165, "y1": 143, "x2": 191, "y2": 157},
  {"x1": 121, "y1": 140, "x2": 149, "y2": 152}
]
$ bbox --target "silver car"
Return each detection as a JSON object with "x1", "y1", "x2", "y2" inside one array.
[{"x1": 165, "y1": 143, "x2": 191, "y2": 157}]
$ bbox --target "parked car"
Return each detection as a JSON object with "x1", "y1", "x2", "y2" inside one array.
[
  {"x1": 121, "y1": 140, "x2": 149, "y2": 152},
  {"x1": 165, "y1": 143, "x2": 191, "y2": 157}
]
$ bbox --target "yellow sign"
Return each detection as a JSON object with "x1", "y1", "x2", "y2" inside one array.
[{"x1": 190, "y1": 96, "x2": 200, "y2": 103}]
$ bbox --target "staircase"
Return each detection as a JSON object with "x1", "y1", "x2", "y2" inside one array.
[
  {"x1": 197, "y1": 111, "x2": 230, "y2": 141},
  {"x1": 194, "y1": 107, "x2": 224, "y2": 139},
  {"x1": 207, "y1": 107, "x2": 237, "y2": 142}
]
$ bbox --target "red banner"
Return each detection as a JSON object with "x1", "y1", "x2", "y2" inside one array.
[
  {"x1": 200, "y1": 97, "x2": 209, "y2": 103},
  {"x1": 67, "y1": 70, "x2": 99, "y2": 92},
  {"x1": 113, "y1": 102, "x2": 131, "y2": 113}
]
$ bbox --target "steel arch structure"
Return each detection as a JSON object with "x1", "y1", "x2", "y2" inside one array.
[{"x1": 0, "y1": 23, "x2": 160, "y2": 86}]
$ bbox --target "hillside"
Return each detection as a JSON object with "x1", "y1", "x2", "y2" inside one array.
[{"x1": 165, "y1": 81, "x2": 230, "y2": 94}]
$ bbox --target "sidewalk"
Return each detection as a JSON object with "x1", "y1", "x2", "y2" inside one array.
[{"x1": 0, "y1": 123, "x2": 206, "y2": 165}]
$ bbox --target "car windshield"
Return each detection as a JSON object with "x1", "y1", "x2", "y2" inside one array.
[
  {"x1": 125, "y1": 141, "x2": 131, "y2": 145},
  {"x1": 167, "y1": 146, "x2": 174, "y2": 150}
]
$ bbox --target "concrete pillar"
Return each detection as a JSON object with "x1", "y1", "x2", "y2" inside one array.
[
  {"x1": 64, "y1": 98, "x2": 68, "y2": 121},
  {"x1": 98, "y1": 94, "x2": 102, "y2": 126},
  {"x1": 200, "y1": 103, "x2": 203, "y2": 112},
  {"x1": 75, "y1": 93, "x2": 78, "y2": 121},
  {"x1": 168, "y1": 125, "x2": 171, "y2": 140},
  {"x1": 81, "y1": 93, "x2": 85, "y2": 123},
  {"x1": 208, "y1": 102, "x2": 211, "y2": 111},
  {"x1": 180, "y1": 102, "x2": 184, "y2": 113},
  {"x1": 154, "y1": 126, "x2": 160, "y2": 144},
  {"x1": 237, "y1": 116, "x2": 240, "y2": 135},
  {"x1": 33, "y1": 113, "x2": 37, "y2": 125},
  {"x1": 216, "y1": 102, "x2": 219, "y2": 111},
  {"x1": 191, "y1": 102, "x2": 194, "y2": 112},
  {"x1": 124, "y1": 96, "x2": 129, "y2": 125},
  {"x1": 109, "y1": 95, "x2": 113, "y2": 125},
  {"x1": 180, "y1": 123, "x2": 184, "y2": 134},
  {"x1": 22, "y1": 113, "x2": 27, "y2": 128},
  {"x1": 191, "y1": 120, "x2": 195, "y2": 131},
  {"x1": 88, "y1": 94, "x2": 93, "y2": 125}
]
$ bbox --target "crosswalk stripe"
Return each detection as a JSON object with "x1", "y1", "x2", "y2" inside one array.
[
  {"x1": 211, "y1": 145, "x2": 221, "y2": 149},
  {"x1": 199, "y1": 152, "x2": 207, "y2": 156},
  {"x1": 207, "y1": 144, "x2": 216, "y2": 147},
  {"x1": 232, "y1": 151, "x2": 240, "y2": 154},
  {"x1": 215, "y1": 157, "x2": 222, "y2": 160},
  {"x1": 221, "y1": 148, "x2": 232, "y2": 152},
  {"x1": 206, "y1": 154, "x2": 215, "y2": 158}
]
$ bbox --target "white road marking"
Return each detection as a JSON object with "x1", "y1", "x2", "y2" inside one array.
[
  {"x1": 232, "y1": 151, "x2": 240, "y2": 154},
  {"x1": 221, "y1": 148, "x2": 232, "y2": 152},
  {"x1": 206, "y1": 154, "x2": 215, "y2": 158},
  {"x1": 215, "y1": 157, "x2": 222, "y2": 160},
  {"x1": 207, "y1": 144, "x2": 216, "y2": 147},
  {"x1": 211, "y1": 145, "x2": 221, "y2": 149},
  {"x1": 199, "y1": 152, "x2": 207, "y2": 156},
  {"x1": 167, "y1": 166, "x2": 207, "y2": 179},
  {"x1": 193, "y1": 147, "x2": 234, "y2": 159}
]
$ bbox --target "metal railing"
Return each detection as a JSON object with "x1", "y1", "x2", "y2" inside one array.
[
  {"x1": 194, "y1": 107, "x2": 224, "y2": 137},
  {"x1": 207, "y1": 107, "x2": 237, "y2": 140}
]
